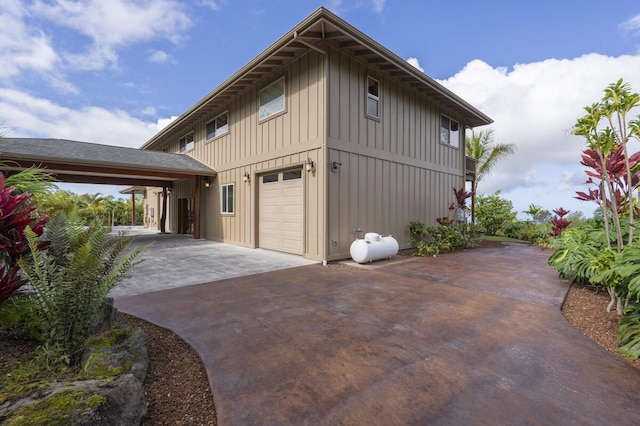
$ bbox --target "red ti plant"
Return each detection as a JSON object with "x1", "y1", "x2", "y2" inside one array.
[
  {"x1": 0, "y1": 172, "x2": 49, "y2": 305},
  {"x1": 439, "y1": 187, "x2": 472, "y2": 225},
  {"x1": 576, "y1": 146, "x2": 640, "y2": 214},
  {"x1": 550, "y1": 207, "x2": 571, "y2": 237}
]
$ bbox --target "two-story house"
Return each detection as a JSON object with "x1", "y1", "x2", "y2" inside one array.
[{"x1": 140, "y1": 7, "x2": 492, "y2": 262}]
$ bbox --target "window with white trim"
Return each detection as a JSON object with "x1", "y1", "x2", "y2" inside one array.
[
  {"x1": 259, "y1": 77, "x2": 285, "y2": 121},
  {"x1": 440, "y1": 114, "x2": 459, "y2": 148},
  {"x1": 221, "y1": 183, "x2": 234, "y2": 214},
  {"x1": 366, "y1": 76, "x2": 380, "y2": 119},
  {"x1": 179, "y1": 132, "x2": 194, "y2": 152},
  {"x1": 206, "y1": 111, "x2": 229, "y2": 140}
]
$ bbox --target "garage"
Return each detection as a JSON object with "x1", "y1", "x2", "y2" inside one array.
[{"x1": 258, "y1": 168, "x2": 304, "y2": 255}]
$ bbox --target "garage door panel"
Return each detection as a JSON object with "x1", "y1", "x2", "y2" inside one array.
[{"x1": 259, "y1": 169, "x2": 303, "y2": 255}]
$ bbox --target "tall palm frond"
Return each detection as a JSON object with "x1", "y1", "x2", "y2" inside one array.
[{"x1": 466, "y1": 129, "x2": 517, "y2": 185}]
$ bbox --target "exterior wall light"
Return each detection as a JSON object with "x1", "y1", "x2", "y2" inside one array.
[
  {"x1": 306, "y1": 158, "x2": 315, "y2": 173},
  {"x1": 204, "y1": 177, "x2": 211, "y2": 188},
  {"x1": 242, "y1": 171, "x2": 250, "y2": 183}
]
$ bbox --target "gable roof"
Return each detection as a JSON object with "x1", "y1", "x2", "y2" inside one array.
[
  {"x1": 141, "y1": 7, "x2": 492, "y2": 150},
  {"x1": 0, "y1": 138, "x2": 215, "y2": 187}
]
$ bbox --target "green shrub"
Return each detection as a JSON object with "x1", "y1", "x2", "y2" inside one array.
[
  {"x1": 409, "y1": 220, "x2": 476, "y2": 256},
  {"x1": 619, "y1": 302, "x2": 640, "y2": 361},
  {"x1": 547, "y1": 224, "x2": 609, "y2": 286},
  {"x1": 475, "y1": 191, "x2": 517, "y2": 235},
  {"x1": 502, "y1": 220, "x2": 551, "y2": 243},
  {"x1": 18, "y1": 212, "x2": 145, "y2": 364}
]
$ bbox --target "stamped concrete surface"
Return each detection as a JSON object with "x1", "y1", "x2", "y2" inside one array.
[
  {"x1": 108, "y1": 229, "x2": 316, "y2": 297},
  {"x1": 115, "y1": 243, "x2": 640, "y2": 425}
]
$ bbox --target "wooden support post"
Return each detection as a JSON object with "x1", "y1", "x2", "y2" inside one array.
[
  {"x1": 130, "y1": 191, "x2": 136, "y2": 226},
  {"x1": 194, "y1": 176, "x2": 201, "y2": 239},
  {"x1": 160, "y1": 187, "x2": 168, "y2": 233}
]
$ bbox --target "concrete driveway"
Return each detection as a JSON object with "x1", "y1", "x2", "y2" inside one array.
[
  {"x1": 108, "y1": 229, "x2": 316, "y2": 297},
  {"x1": 115, "y1": 242, "x2": 640, "y2": 425}
]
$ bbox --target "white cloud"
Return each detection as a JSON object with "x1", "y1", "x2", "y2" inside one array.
[
  {"x1": 0, "y1": 88, "x2": 159, "y2": 148},
  {"x1": 30, "y1": 0, "x2": 192, "y2": 71},
  {"x1": 0, "y1": 1, "x2": 66, "y2": 85},
  {"x1": 438, "y1": 53, "x2": 640, "y2": 216},
  {"x1": 371, "y1": 0, "x2": 385, "y2": 13},
  {"x1": 324, "y1": 0, "x2": 384, "y2": 15},
  {"x1": 156, "y1": 116, "x2": 178, "y2": 131},
  {"x1": 148, "y1": 49, "x2": 170, "y2": 64},
  {"x1": 620, "y1": 14, "x2": 640, "y2": 34},
  {"x1": 140, "y1": 106, "x2": 157, "y2": 116},
  {"x1": 201, "y1": 0, "x2": 226, "y2": 11},
  {"x1": 407, "y1": 57, "x2": 424, "y2": 73}
]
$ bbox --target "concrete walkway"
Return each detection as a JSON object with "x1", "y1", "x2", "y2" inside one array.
[
  {"x1": 115, "y1": 243, "x2": 640, "y2": 425},
  {"x1": 108, "y1": 231, "x2": 316, "y2": 297}
]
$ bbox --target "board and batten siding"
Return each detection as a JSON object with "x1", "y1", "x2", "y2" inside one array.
[
  {"x1": 176, "y1": 50, "x2": 328, "y2": 260},
  {"x1": 201, "y1": 147, "x2": 325, "y2": 260},
  {"x1": 325, "y1": 47, "x2": 467, "y2": 259}
]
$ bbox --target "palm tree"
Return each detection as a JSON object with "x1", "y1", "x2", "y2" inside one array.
[{"x1": 465, "y1": 129, "x2": 517, "y2": 223}]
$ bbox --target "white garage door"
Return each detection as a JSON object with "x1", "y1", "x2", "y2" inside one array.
[{"x1": 259, "y1": 168, "x2": 304, "y2": 255}]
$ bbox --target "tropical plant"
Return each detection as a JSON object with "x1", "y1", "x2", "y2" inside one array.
[
  {"x1": 39, "y1": 190, "x2": 144, "y2": 226},
  {"x1": 618, "y1": 302, "x2": 640, "y2": 361},
  {"x1": 548, "y1": 223, "x2": 611, "y2": 286},
  {"x1": 474, "y1": 191, "x2": 517, "y2": 235},
  {"x1": 409, "y1": 220, "x2": 475, "y2": 256},
  {"x1": 465, "y1": 129, "x2": 517, "y2": 223},
  {"x1": 0, "y1": 173, "x2": 49, "y2": 305},
  {"x1": 17, "y1": 211, "x2": 145, "y2": 363},
  {"x1": 571, "y1": 79, "x2": 640, "y2": 315},
  {"x1": 523, "y1": 204, "x2": 552, "y2": 224},
  {"x1": 437, "y1": 187, "x2": 471, "y2": 225},
  {"x1": 550, "y1": 207, "x2": 571, "y2": 237}
]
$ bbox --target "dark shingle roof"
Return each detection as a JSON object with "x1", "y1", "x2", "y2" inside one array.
[{"x1": 0, "y1": 138, "x2": 215, "y2": 176}]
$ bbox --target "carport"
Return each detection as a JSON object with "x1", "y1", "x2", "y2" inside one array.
[{"x1": 0, "y1": 138, "x2": 216, "y2": 239}]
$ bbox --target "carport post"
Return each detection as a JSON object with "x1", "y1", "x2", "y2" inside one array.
[
  {"x1": 130, "y1": 191, "x2": 136, "y2": 226},
  {"x1": 160, "y1": 186, "x2": 168, "y2": 233},
  {"x1": 194, "y1": 176, "x2": 201, "y2": 239}
]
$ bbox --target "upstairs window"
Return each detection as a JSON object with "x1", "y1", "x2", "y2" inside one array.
[
  {"x1": 440, "y1": 115, "x2": 459, "y2": 148},
  {"x1": 179, "y1": 132, "x2": 194, "y2": 152},
  {"x1": 259, "y1": 77, "x2": 285, "y2": 121},
  {"x1": 206, "y1": 111, "x2": 229, "y2": 140},
  {"x1": 221, "y1": 183, "x2": 234, "y2": 214},
  {"x1": 366, "y1": 76, "x2": 380, "y2": 119}
]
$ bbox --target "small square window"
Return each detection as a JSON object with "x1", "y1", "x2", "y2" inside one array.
[
  {"x1": 366, "y1": 76, "x2": 380, "y2": 119},
  {"x1": 440, "y1": 114, "x2": 459, "y2": 148},
  {"x1": 179, "y1": 132, "x2": 194, "y2": 152},
  {"x1": 221, "y1": 183, "x2": 234, "y2": 214},
  {"x1": 206, "y1": 112, "x2": 229, "y2": 140},
  {"x1": 259, "y1": 77, "x2": 285, "y2": 121}
]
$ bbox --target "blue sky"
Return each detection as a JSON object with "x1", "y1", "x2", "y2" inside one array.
[{"x1": 2, "y1": 0, "x2": 640, "y2": 218}]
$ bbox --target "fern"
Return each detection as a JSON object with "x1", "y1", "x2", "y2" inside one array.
[{"x1": 18, "y1": 212, "x2": 146, "y2": 363}]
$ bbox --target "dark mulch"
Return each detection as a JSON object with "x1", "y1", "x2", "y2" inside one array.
[{"x1": 118, "y1": 313, "x2": 217, "y2": 425}]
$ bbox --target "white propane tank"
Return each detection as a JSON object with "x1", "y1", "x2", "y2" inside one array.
[{"x1": 350, "y1": 232, "x2": 399, "y2": 263}]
